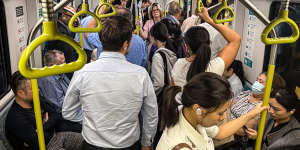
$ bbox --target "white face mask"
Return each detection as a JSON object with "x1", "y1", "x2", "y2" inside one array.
[{"x1": 251, "y1": 81, "x2": 265, "y2": 94}]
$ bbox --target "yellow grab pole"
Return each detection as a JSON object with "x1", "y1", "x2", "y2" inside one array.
[
  {"x1": 255, "y1": 64, "x2": 275, "y2": 150},
  {"x1": 31, "y1": 79, "x2": 46, "y2": 150},
  {"x1": 136, "y1": 15, "x2": 140, "y2": 36}
]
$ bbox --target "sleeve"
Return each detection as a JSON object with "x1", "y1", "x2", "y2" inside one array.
[
  {"x1": 141, "y1": 72, "x2": 159, "y2": 146},
  {"x1": 62, "y1": 72, "x2": 83, "y2": 122},
  {"x1": 151, "y1": 53, "x2": 165, "y2": 95},
  {"x1": 206, "y1": 126, "x2": 219, "y2": 138},
  {"x1": 206, "y1": 57, "x2": 225, "y2": 76},
  {"x1": 38, "y1": 78, "x2": 60, "y2": 108},
  {"x1": 6, "y1": 111, "x2": 54, "y2": 150}
]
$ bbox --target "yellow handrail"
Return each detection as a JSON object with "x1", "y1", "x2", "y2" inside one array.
[
  {"x1": 96, "y1": 1, "x2": 117, "y2": 18},
  {"x1": 179, "y1": 0, "x2": 182, "y2": 8},
  {"x1": 68, "y1": 1, "x2": 102, "y2": 33},
  {"x1": 213, "y1": 0, "x2": 235, "y2": 24},
  {"x1": 261, "y1": 10, "x2": 299, "y2": 45},
  {"x1": 18, "y1": 1, "x2": 87, "y2": 149},
  {"x1": 197, "y1": 0, "x2": 204, "y2": 13}
]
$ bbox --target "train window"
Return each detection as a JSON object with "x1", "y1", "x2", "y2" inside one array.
[
  {"x1": 0, "y1": 1, "x2": 11, "y2": 98},
  {"x1": 263, "y1": 2, "x2": 300, "y2": 75}
]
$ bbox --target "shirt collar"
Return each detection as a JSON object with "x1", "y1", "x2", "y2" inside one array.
[{"x1": 99, "y1": 51, "x2": 126, "y2": 60}]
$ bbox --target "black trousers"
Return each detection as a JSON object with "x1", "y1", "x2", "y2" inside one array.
[{"x1": 81, "y1": 140, "x2": 140, "y2": 150}]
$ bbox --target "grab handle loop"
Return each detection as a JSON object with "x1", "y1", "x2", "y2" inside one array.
[
  {"x1": 197, "y1": 0, "x2": 204, "y2": 13},
  {"x1": 261, "y1": 10, "x2": 299, "y2": 45},
  {"x1": 96, "y1": 2, "x2": 117, "y2": 18},
  {"x1": 213, "y1": 0, "x2": 235, "y2": 24},
  {"x1": 19, "y1": 22, "x2": 87, "y2": 79},
  {"x1": 68, "y1": 1, "x2": 102, "y2": 33}
]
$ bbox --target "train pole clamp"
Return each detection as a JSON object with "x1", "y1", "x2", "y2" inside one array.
[
  {"x1": 197, "y1": 0, "x2": 204, "y2": 13},
  {"x1": 213, "y1": 0, "x2": 235, "y2": 24},
  {"x1": 96, "y1": 0, "x2": 117, "y2": 18},
  {"x1": 68, "y1": 0, "x2": 102, "y2": 33},
  {"x1": 261, "y1": 0, "x2": 299, "y2": 45},
  {"x1": 19, "y1": 1, "x2": 87, "y2": 149}
]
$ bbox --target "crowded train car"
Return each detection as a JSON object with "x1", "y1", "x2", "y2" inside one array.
[{"x1": 0, "y1": 0, "x2": 299, "y2": 149}]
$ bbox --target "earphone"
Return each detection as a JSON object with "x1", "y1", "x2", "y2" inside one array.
[{"x1": 196, "y1": 107, "x2": 202, "y2": 115}]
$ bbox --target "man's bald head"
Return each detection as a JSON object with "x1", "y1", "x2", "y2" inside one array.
[{"x1": 116, "y1": 8, "x2": 132, "y2": 22}]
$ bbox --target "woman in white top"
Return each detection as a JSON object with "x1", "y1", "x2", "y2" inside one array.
[
  {"x1": 156, "y1": 72, "x2": 268, "y2": 150},
  {"x1": 172, "y1": 8, "x2": 241, "y2": 87}
]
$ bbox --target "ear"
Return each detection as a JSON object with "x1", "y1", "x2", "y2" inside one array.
[
  {"x1": 229, "y1": 68, "x2": 234, "y2": 74},
  {"x1": 17, "y1": 89, "x2": 25, "y2": 98},
  {"x1": 120, "y1": 41, "x2": 129, "y2": 54},
  {"x1": 290, "y1": 109, "x2": 296, "y2": 115},
  {"x1": 192, "y1": 104, "x2": 207, "y2": 115}
]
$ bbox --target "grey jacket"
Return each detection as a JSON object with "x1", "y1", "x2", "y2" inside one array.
[
  {"x1": 151, "y1": 47, "x2": 177, "y2": 95},
  {"x1": 261, "y1": 116, "x2": 300, "y2": 150}
]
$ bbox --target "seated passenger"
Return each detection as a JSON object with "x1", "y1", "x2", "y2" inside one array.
[
  {"x1": 62, "y1": 16, "x2": 158, "y2": 150},
  {"x1": 246, "y1": 89, "x2": 300, "y2": 149},
  {"x1": 223, "y1": 60, "x2": 245, "y2": 97},
  {"x1": 38, "y1": 50, "x2": 70, "y2": 113},
  {"x1": 156, "y1": 72, "x2": 267, "y2": 150},
  {"x1": 171, "y1": 8, "x2": 241, "y2": 87},
  {"x1": 5, "y1": 71, "x2": 83, "y2": 150},
  {"x1": 86, "y1": 8, "x2": 147, "y2": 68},
  {"x1": 230, "y1": 72, "x2": 286, "y2": 148}
]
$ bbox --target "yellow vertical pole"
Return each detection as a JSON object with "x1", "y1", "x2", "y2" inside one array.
[
  {"x1": 31, "y1": 79, "x2": 46, "y2": 150},
  {"x1": 136, "y1": 15, "x2": 140, "y2": 36}
]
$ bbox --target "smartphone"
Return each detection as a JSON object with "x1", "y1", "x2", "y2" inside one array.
[{"x1": 242, "y1": 126, "x2": 248, "y2": 131}]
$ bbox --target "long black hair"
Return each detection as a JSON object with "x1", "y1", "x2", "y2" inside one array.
[
  {"x1": 184, "y1": 26, "x2": 211, "y2": 81},
  {"x1": 160, "y1": 72, "x2": 233, "y2": 130},
  {"x1": 228, "y1": 60, "x2": 245, "y2": 86},
  {"x1": 270, "y1": 89, "x2": 300, "y2": 122},
  {"x1": 160, "y1": 18, "x2": 186, "y2": 58}
]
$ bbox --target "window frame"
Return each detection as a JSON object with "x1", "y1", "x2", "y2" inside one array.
[{"x1": 0, "y1": 0, "x2": 12, "y2": 99}]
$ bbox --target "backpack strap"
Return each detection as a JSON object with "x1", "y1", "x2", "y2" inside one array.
[
  {"x1": 172, "y1": 143, "x2": 192, "y2": 150},
  {"x1": 157, "y1": 51, "x2": 169, "y2": 85}
]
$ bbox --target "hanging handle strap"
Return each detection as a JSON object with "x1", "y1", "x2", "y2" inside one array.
[
  {"x1": 96, "y1": 0, "x2": 117, "y2": 18},
  {"x1": 261, "y1": 10, "x2": 299, "y2": 45},
  {"x1": 197, "y1": 0, "x2": 204, "y2": 13},
  {"x1": 68, "y1": 0, "x2": 102, "y2": 33},
  {"x1": 19, "y1": 22, "x2": 87, "y2": 79},
  {"x1": 213, "y1": 0, "x2": 235, "y2": 24}
]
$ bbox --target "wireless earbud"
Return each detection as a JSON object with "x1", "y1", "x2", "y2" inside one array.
[{"x1": 196, "y1": 108, "x2": 202, "y2": 115}]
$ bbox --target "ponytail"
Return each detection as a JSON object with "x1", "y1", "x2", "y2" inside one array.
[
  {"x1": 186, "y1": 44, "x2": 211, "y2": 81},
  {"x1": 160, "y1": 86, "x2": 182, "y2": 130}
]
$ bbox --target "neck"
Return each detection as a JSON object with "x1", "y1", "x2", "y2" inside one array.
[
  {"x1": 276, "y1": 117, "x2": 291, "y2": 125},
  {"x1": 183, "y1": 107, "x2": 198, "y2": 129},
  {"x1": 153, "y1": 17, "x2": 160, "y2": 22},
  {"x1": 251, "y1": 94, "x2": 263, "y2": 102},
  {"x1": 15, "y1": 96, "x2": 32, "y2": 109},
  {"x1": 156, "y1": 41, "x2": 165, "y2": 48},
  {"x1": 186, "y1": 54, "x2": 196, "y2": 62}
]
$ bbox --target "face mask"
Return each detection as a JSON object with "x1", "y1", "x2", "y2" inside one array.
[{"x1": 251, "y1": 81, "x2": 265, "y2": 94}]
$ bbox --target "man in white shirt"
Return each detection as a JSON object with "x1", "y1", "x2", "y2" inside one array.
[{"x1": 62, "y1": 16, "x2": 158, "y2": 150}]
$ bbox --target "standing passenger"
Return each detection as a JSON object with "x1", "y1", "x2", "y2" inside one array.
[
  {"x1": 62, "y1": 16, "x2": 158, "y2": 150},
  {"x1": 171, "y1": 7, "x2": 241, "y2": 87},
  {"x1": 156, "y1": 72, "x2": 267, "y2": 150}
]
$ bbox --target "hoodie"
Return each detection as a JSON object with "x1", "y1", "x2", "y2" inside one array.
[{"x1": 151, "y1": 47, "x2": 177, "y2": 95}]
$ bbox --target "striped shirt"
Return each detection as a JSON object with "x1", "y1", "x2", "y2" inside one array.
[{"x1": 230, "y1": 91, "x2": 260, "y2": 120}]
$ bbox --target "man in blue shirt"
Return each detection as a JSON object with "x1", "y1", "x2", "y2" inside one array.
[
  {"x1": 74, "y1": 15, "x2": 96, "y2": 63},
  {"x1": 38, "y1": 50, "x2": 70, "y2": 113},
  {"x1": 86, "y1": 8, "x2": 147, "y2": 68}
]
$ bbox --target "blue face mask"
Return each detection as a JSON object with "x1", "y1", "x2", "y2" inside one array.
[{"x1": 251, "y1": 81, "x2": 265, "y2": 94}]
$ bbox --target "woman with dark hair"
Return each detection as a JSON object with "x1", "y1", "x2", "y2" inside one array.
[
  {"x1": 171, "y1": 7, "x2": 241, "y2": 87},
  {"x1": 223, "y1": 60, "x2": 245, "y2": 97},
  {"x1": 160, "y1": 18, "x2": 186, "y2": 59},
  {"x1": 156, "y1": 72, "x2": 267, "y2": 150},
  {"x1": 150, "y1": 22, "x2": 177, "y2": 95},
  {"x1": 246, "y1": 89, "x2": 300, "y2": 149}
]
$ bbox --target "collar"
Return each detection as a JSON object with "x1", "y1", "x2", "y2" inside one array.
[
  {"x1": 98, "y1": 51, "x2": 126, "y2": 60},
  {"x1": 169, "y1": 15, "x2": 180, "y2": 24}
]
